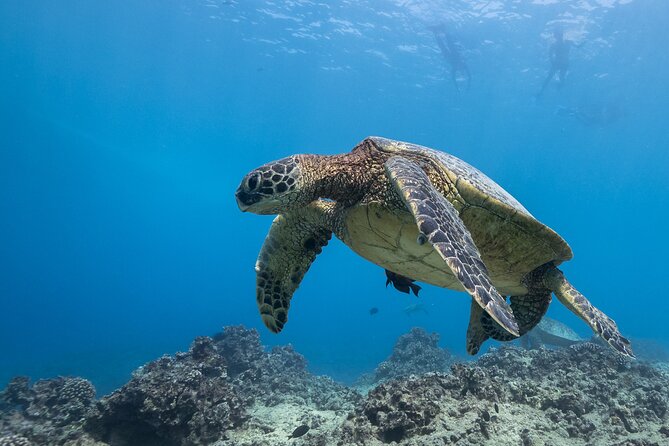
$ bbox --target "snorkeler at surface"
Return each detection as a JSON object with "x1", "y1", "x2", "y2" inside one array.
[
  {"x1": 537, "y1": 27, "x2": 583, "y2": 97},
  {"x1": 430, "y1": 24, "x2": 471, "y2": 92}
]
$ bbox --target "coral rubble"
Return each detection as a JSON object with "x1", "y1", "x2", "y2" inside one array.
[{"x1": 1, "y1": 327, "x2": 668, "y2": 446}]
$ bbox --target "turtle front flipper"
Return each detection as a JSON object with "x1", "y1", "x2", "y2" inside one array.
[
  {"x1": 543, "y1": 267, "x2": 634, "y2": 357},
  {"x1": 255, "y1": 200, "x2": 334, "y2": 333},
  {"x1": 384, "y1": 156, "x2": 519, "y2": 338}
]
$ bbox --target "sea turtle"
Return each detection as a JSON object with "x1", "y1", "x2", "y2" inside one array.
[
  {"x1": 521, "y1": 317, "x2": 585, "y2": 349},
  {"x1": 235, "y1": 137, "x2": 633, "y2": 357}
]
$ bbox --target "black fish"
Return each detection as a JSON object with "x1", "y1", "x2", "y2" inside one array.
[
  {"x1": 385, "y1": 270, "x2": 421, "y2": 296},
  {"x1": 494, "y1": 403, "x2": 499, "y2": 413},
  {"x1": 289, "y1": 424, "x2": 309, "y2": 439},
  {"x1": 369, "y1": 307, "x2": 379, "y2": 315}
]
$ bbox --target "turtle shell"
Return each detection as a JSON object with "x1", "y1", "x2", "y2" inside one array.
[
  {"x1": 536, "y1": 317, "x2": 584, "y2": 343},
  {"x1": 341, "y1": 137, "x2": 573, "y2": 296}
]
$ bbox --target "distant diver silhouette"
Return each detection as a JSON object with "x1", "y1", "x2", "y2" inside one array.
[
  {"x1": 403, "y1": 303, "x2": 428, "y2": 316},
  {"x1": 430, "y1": 24, "x2": 471, "y2": 92},
  {"x1": 555, "y1": 102, "x2": 623, "y2": 127},
  {"x1": 537, "y1": 27, "x2": 583, "y2": 97}
]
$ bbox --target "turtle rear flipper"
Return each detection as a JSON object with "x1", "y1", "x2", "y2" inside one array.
[
  {"x1": 255, "y1": 200, "x2": 333, "y2": 333},
  {"x1": 543, "y1": 267, "x2": 634, "y2": 357},
  {"x1": 466, "y1": 282, "x2": 552, "y2": 354},
  {"x1": 479, "y1": 266, "x2": 554, "y2": 343},
  {"x1": 384, "y1": 156, "x2": 519, "y2": 337},
  {"x1": 466, "y1": 300, "x2": 489, "y2": 354}
]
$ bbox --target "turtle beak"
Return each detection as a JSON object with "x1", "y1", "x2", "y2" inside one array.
[
  {"x1": 235, "y1": 187, "x2": 255, "y2": 212},
  {"x1": 236, "y1": 196, "x2": 248, "y2": 212}
]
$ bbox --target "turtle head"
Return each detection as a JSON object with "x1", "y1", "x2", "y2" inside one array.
[{"x1": 236, "y1": 156, "x2": 306, "y2": 214}]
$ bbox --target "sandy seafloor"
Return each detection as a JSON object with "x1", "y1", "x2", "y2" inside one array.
[{"x1": 1, "y1": 326, "x2": 668, "y2": 446}]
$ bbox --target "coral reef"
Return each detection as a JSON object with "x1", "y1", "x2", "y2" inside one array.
[
  {"x1": 337, "y1": 343, "x2": 669, "y2": 445},
  {"x1": 0, "y1": 435, "x2": 32, "y2": 446},
  {"x1": 84, "y1": 327, "x2": 359, "y2": 446},
  {"x1": 233, "y1": 343, "x2": 360, "y2": 410},
  {"x1": 0, "y1": 376, "x2": 97, "y2": 445},
  {"x1": 211, "y1": 325, "x2": 360, "y2": 411},
  {"x1": 2, "y1": 326, "x2": 668, "y2": 446},
  {"x1": 212, "y1": 326, "x2": 265, "y2": 378},
  {"x1": 211, "y1": 327, "x2": 361, "y2": 446},
  {"x1": 85, "y1": 336, "x2": 245, "y2": 446},
  {"x1": 0, "y1": 326, "x2": 359, "y2": 446},
  {"x1": 358, "y1": 327, "x2": 454, "y2": 386}
]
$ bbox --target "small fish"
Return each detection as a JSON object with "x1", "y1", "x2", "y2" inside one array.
[
  {"x1": 481, "y1": 409, "x2": 491, "y2": 422},
  {"x1": 369, "y1": 307, "x2": 379, "y2": 315},
  {"x1": 494, "y1": 403, "x2": 499, "y2": 413},
  {"x1": 288, "y1": 424, "x2": 309, "y2": 439},
  {"x1": 385, "y1": 270, "x2": 421, "y2": 296}
]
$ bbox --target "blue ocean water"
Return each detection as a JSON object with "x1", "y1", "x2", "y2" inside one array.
[{"x1": 0, "y1": 0, "x2": 667, "y2": 394}]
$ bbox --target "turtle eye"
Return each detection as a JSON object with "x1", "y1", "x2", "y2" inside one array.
[{"x1": 246, "y1": 172, "x2": 261, "y2": 191}]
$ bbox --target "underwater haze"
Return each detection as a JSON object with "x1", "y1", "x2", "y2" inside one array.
[{"x1": 1, "y1": 0, "x2": 668, "y2": 396}]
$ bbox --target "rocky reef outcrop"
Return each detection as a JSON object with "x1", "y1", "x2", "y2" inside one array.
[
  {"x1": 358, "y1": 327, "x2": 454, "y2": 386},
  {"x1": 213, "y1": 326, "x2": 360, "y2": 411},
  {"x1": 2, "y1": 327, "x2": 668, "y2": 446},
  {"x1": 85, "y1": 336, "x2": 245, "y2": 446}
]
